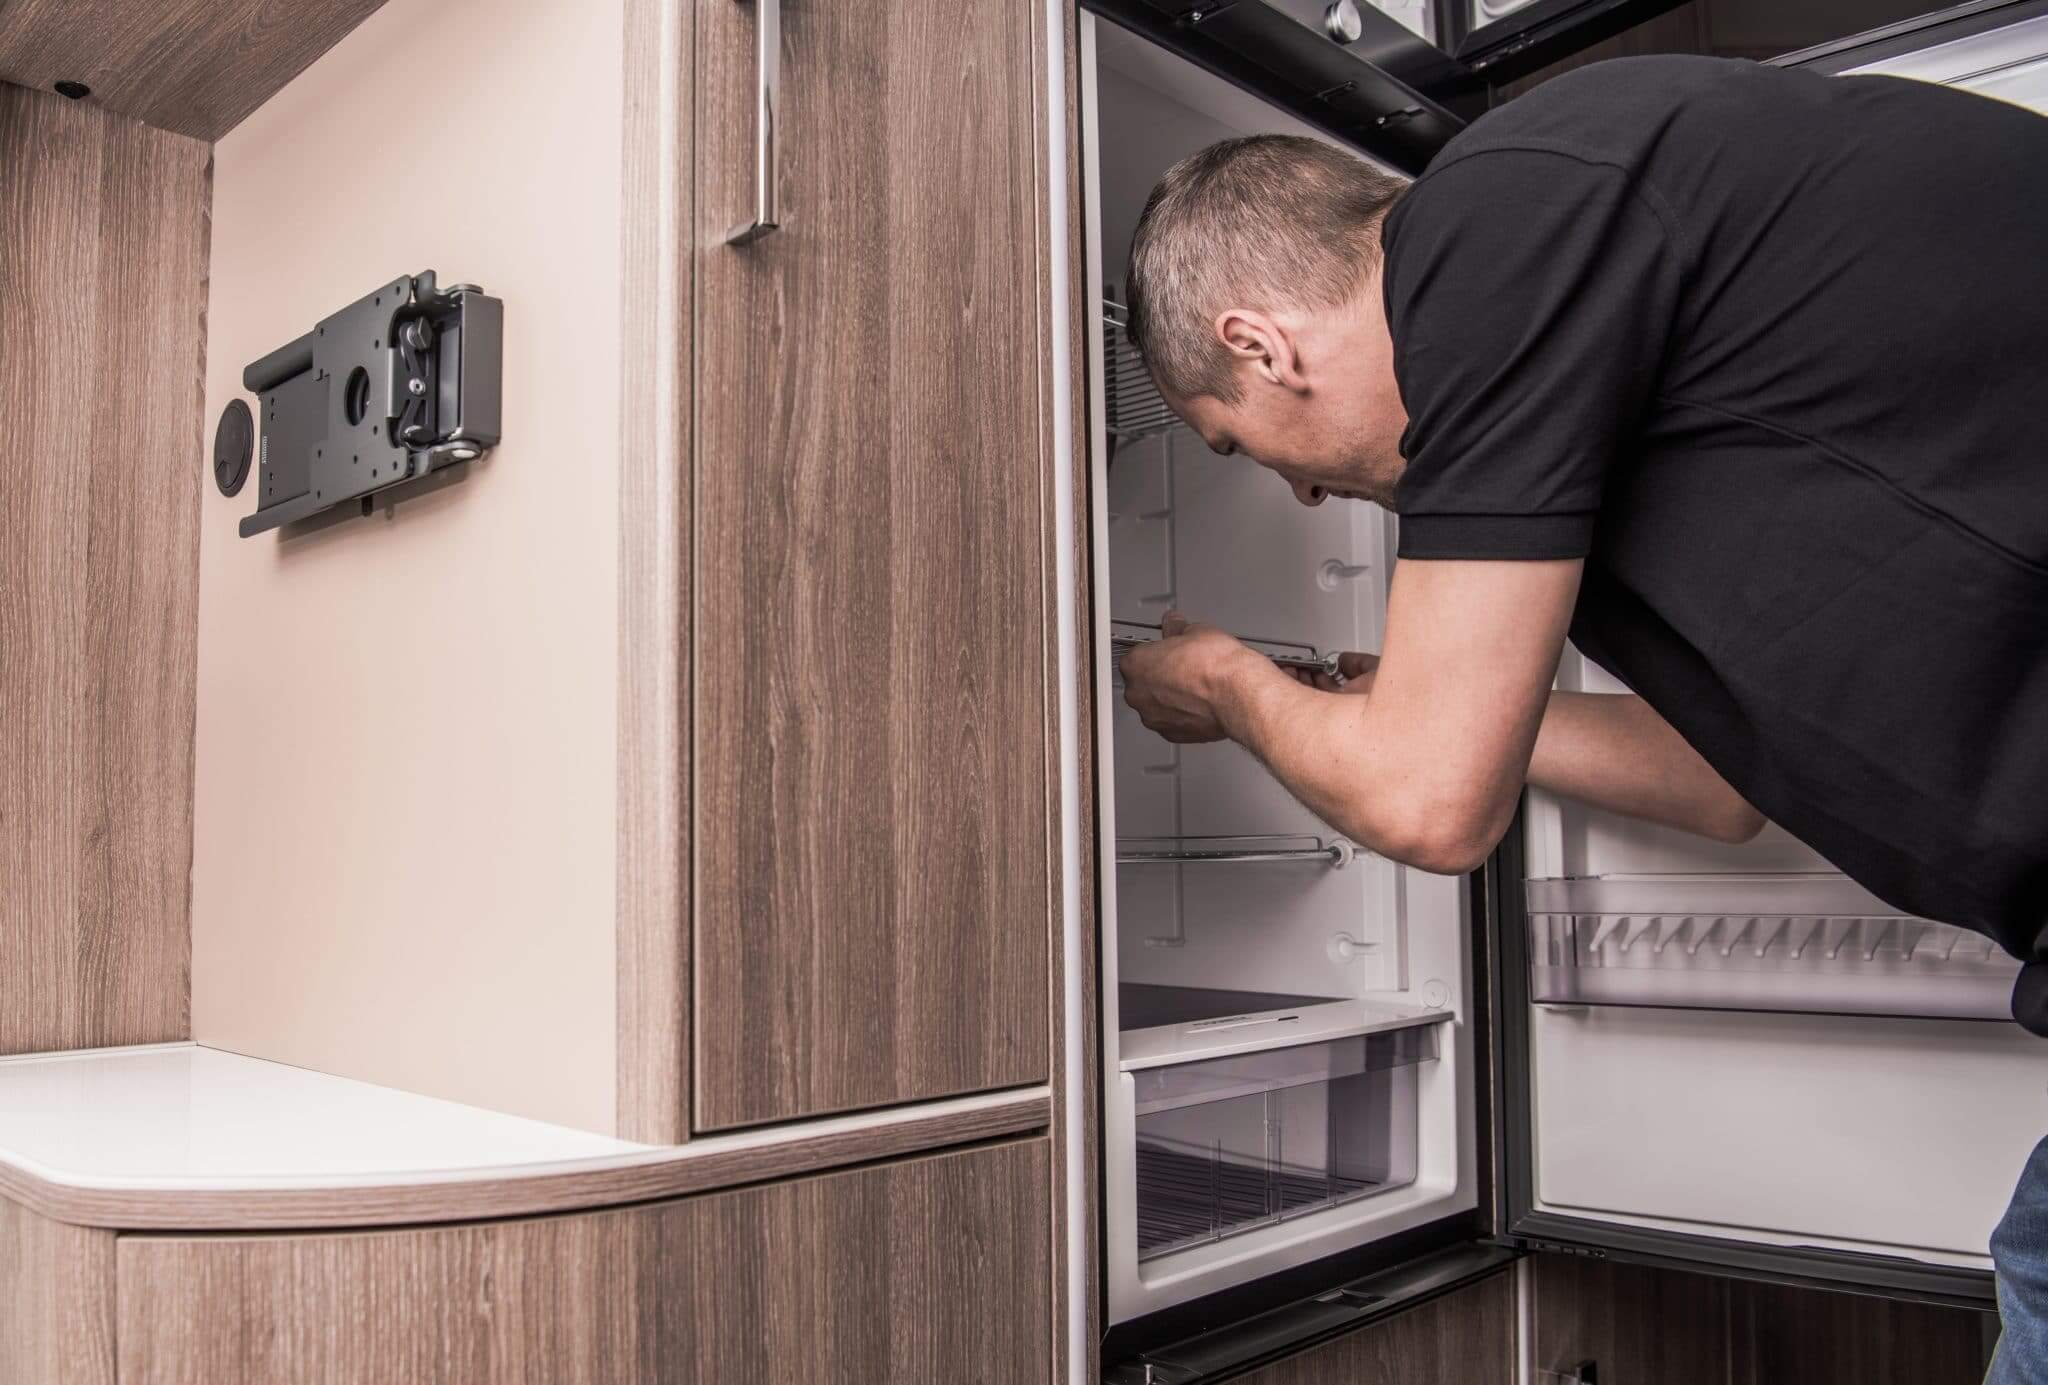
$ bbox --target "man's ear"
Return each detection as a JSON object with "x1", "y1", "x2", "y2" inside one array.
[{"x1": 1213, "y1": 308, "x2": 1309, "y2": 394}]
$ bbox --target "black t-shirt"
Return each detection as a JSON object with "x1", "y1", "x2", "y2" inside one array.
[{"x1": 1381, "y1": 56, "x2": 2048, "y2": 1012}]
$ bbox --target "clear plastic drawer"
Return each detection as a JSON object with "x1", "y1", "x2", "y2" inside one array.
[
  {"x1": 1526, "y1": 874, "x2": 2021, "y2": 1020},
  {"x1": 1131, "y1": 1027, "x2": 1436, "y2": 1262}
]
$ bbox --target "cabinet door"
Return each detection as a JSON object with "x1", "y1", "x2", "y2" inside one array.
[
  {"x1": 0, "y1": 1197, "x2": 114, "y2": 1385},
  {"x1": 1528, "y1": 1253, "x2": 1992, "y2": 1385},
  {"x1": 692, "y1": 0, "x2": 1054, "y2": 1129},
  {"x1": 116, "y1": 1138, "x2": 1052, "y2": 1384}
]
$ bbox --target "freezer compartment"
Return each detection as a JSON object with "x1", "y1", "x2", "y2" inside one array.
[
  {"x1": 1527, "y1": 874, "x2": 2021, "y2": 1020},
  {"x1": 1130, "y1": 1028, "x2": 1436, "y2": 1262}
]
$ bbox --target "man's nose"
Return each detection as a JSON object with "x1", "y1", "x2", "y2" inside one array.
[{"x1": 1289, "y1": 478, "x2": 1328, "y2": 507}]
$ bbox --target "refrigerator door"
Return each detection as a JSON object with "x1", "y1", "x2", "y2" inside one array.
[{"x1": 1495, "y1": 13, "x2": 2048, "y2": 1301}]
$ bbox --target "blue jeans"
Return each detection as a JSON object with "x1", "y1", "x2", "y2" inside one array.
[{"x1": 1991, "y1": 1135, "x2": 2048, "y2": 1383}]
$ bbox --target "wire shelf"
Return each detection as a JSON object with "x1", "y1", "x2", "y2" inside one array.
[
  {"x1": 1111, "y1": 620, "x2": 1345, "y2": 682},
  {"x1": 1104, "y1": 300, "x2": 1181, "y2": 445},
  {"x1": 1118, "y1": 834, "x2": 1354, "y2": 868}
]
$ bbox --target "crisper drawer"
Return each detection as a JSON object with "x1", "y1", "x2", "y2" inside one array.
[
  {"x1": 1132, "y1": 1027, "x2": 1437, "y2": 1262},
  {"x1": 1527, "y1": 874, "x2": 2022, "y2": 1020}
]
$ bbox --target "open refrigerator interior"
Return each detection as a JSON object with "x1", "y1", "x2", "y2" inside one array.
[
  {"x1": 1082, "y1": 16, "x2": 1477, "y2": 1327},
  {"x1": 1082, "y1": 2, "x2": 2048, "y2": 1333}
]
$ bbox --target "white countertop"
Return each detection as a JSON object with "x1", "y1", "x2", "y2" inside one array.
[{"x1": 0, "y1": 1042, "x2": 649, "y2": 1191}]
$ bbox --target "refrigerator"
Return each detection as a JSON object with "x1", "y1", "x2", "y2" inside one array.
[{"x1": 1072, "y1": 2, "x2": 2048, "y2": 1378}]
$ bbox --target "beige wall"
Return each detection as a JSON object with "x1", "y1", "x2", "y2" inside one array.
[{"x1": 191, "y1": 0, "x2": 624, "y2": 1133}]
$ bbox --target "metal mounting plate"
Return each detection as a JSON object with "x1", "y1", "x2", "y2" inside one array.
[{"x1": 236, "y1": 270, "x2": 502, "y2": 538}]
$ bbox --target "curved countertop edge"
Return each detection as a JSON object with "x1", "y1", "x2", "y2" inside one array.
[{"x1": 0, "y1": 1084, "x2": 1053, "y2": 1232}]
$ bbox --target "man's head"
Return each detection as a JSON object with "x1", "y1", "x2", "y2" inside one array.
[{"x1": 1127, "y1": 134, "x2": 1410, "y2": 506}]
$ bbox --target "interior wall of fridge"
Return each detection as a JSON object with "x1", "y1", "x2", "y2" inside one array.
[{"x1": 1085, "y1": 15, "x2": 1477, "y2": 1326}]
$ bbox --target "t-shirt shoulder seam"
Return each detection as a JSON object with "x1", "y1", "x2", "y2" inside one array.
[{"x1": 1415, "y1": 141, "x2": 1697, "y2": 265}]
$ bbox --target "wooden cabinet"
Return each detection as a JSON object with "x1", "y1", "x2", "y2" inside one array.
[
  {"x1": 0, "y1": 82, "x2": 202, "y2": 1061},
  {"x1": 1529, "y1": 1253, "x2": 1994, "y2": 1385},
  {"x1": 1230, "y1": 1271, "x2": 1515, "y2": 1385},
  {"x1": 0, "y1": 1198, "x2": 114, "y2": 1385},
  {"x1": 691, "y1": 0, "x2": 1057, "y2": 1130},
  {"x1": 113, "y1": 1138, "x2": 1051, "y2": 1384}
]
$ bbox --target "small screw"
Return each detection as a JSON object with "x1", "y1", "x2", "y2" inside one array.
[{"x1": 407, "y1": 378, "x2": 426, "y2": 396}]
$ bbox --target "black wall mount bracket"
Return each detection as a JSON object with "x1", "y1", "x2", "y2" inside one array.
[{"x1": 236, "y1": 270, "x2": 503, "y2": 537}]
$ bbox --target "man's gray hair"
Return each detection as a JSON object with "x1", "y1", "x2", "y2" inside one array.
[{"x1": 1126, "y1": 134, "x2": 1409, "y2": 403}]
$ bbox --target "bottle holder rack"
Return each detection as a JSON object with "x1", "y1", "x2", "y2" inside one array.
[{"x1": 1526, "y1": 874, "x2": 2021, "y2": 1021}]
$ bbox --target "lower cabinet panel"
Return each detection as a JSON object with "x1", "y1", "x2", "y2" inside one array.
[
  {"x1": 1530, "y1": 1252, "x2": 1994, "y2": 1385},
  {"x1": 115, "y1": 1138, "x2": 1050, "y2": 1384},
  {"x1": 0, "y1": 1197, "x2": 115, "y2": 1385},
  {"x1": 1231, "y1": 1270, "x2": 1516, "y2": 1385}
]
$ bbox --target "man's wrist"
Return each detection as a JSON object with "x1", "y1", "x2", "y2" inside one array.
[{"x1": 1211, "y1": 646, "x2": 1290, "y2": 748}]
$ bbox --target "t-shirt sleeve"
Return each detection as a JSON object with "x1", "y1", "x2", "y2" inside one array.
[{"x1": 1386, "y1": 147, "x2": 1681, "y2": 560}]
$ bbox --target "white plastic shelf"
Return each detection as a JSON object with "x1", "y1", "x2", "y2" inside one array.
[{"x1": 1526, "y1": 874, "x2": 2021, "y2": 1021}]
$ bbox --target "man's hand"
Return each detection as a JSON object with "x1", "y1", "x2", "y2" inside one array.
[
  {"x1": 1295, "y1": 651, "x2": 1379, "y2": 695},
  {"x1": 1118, "y1": 611, "x2": 1271, "y2": 743}
]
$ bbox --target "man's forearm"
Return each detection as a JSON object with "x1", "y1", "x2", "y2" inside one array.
[
  {"x1": 1219, "y1": 667, "x2": 1761, "y2": 862},
  {"x1": 1216, "y1": 653, "x2": 1537, "y2": 874},
  {"x1": 1528, "y1": 691, "x2": 1765, "y2": 843}
]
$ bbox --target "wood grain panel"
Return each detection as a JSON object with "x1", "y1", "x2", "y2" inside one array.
[
  {"x1": 0, "y1": 1196, "x2": 115, "y2": 1385},
  {"x1": 1532, "y1": 1252, "x2": 1993, "y2": 1385},
  {"x1": 1529, "y1": 1253, "x2": 1730, "y2": 1385},
  {"x1": 0, "y1": 1, "x2": 385, "y2": 141},
  {"x1": 0, "y1": 1082, "x2": 1047, "y2": 1231},
  {"x1": 0, "y1": 82, "x2": 204, "y2": 1058},
  {"x1": 117, "y1": 1138, "x2": 1051, "y2": 1384},
  {"x1": 692, "y1": 0, "x2": 1053, "y2": 1128},
  {"x1": 1730, "y1": 1276, "x2": 1991, "y2": 1385},
  {"x1": 1232, "y1": 1271, "x2": 1515, "y2": 1385},
  {"x1": 615, "y1": 0, "x2": 694, "y2": 1144}
]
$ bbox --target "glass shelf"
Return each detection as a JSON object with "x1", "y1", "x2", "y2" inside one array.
[{"x1": 1526, "y1": 874, "x2": 2021, "y2": 1021}]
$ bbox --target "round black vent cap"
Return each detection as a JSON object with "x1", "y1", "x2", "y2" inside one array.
[{"x1": 213, "y1": 398, "x2": 254, "y2": 497}]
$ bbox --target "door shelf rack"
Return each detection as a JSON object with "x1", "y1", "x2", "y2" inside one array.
[{"x1": 1526, "y1": 874, "x2": 2020, "y2": 1020}]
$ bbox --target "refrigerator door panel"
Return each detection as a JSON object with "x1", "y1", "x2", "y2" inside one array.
[
  {"x1": 1508, "y1": 650, "x2": 2041, "y2": 1303},
  {"x1": 1499, "y1": 10, "x2": 2048, "y2": 1296}
]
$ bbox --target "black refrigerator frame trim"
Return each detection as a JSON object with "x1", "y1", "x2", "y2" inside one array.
[
  {"x1": 1077, "y1": 0, "x2": 1696, "y2": 178},
  {"x1": 1769, "y1": 0, "x2": 2048, "y2": 74}
]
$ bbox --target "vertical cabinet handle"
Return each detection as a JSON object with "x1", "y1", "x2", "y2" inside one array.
[{"x1": 726, "y1": 0, "x2": 781, "y2": 244}]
